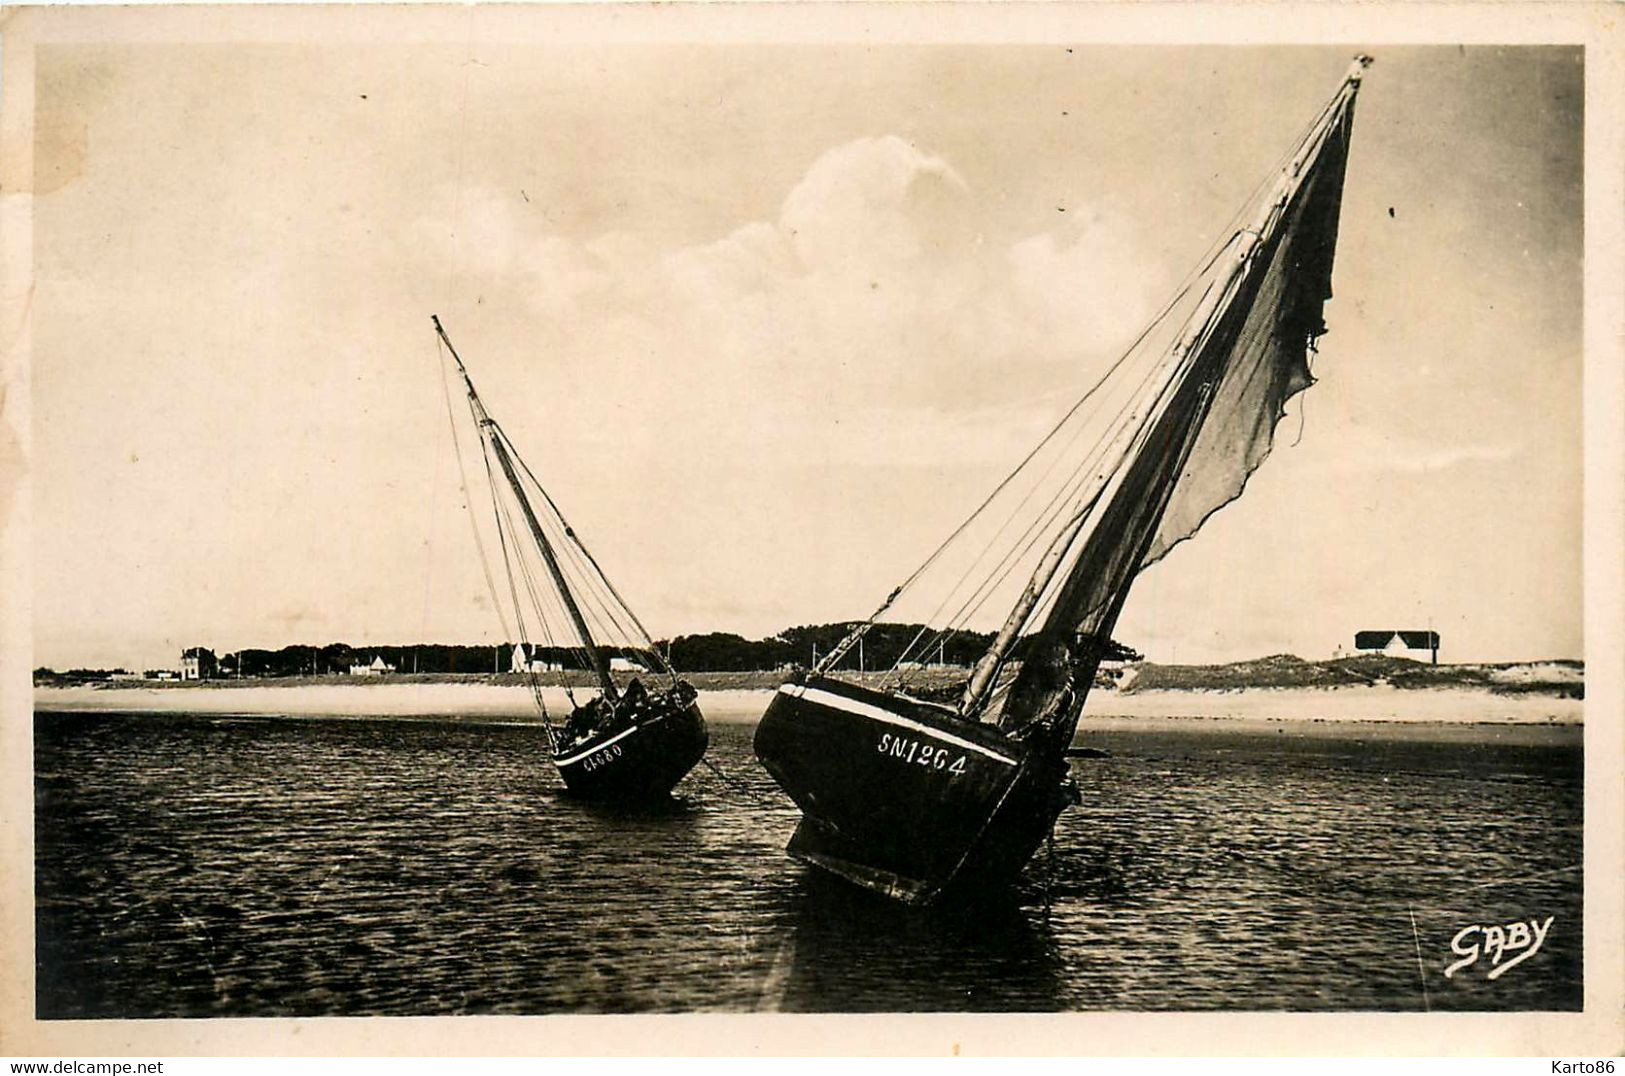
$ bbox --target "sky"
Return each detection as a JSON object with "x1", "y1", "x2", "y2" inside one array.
[{"x1": 28, "y1": 36, "x2": 1584, "y2": 670}]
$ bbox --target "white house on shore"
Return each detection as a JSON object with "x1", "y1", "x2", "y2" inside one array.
[
  {"x1": 348, "y1": 655, "x2": 396, "y2": 676},
  {"x1": 510, "y1": 644, "x2": 563, "y2": 674},
  {"x1": 180, "y1": 647, "x2": 217, "y2": 680}
]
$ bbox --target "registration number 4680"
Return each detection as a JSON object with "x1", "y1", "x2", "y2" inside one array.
[{"x1": 877, "y1": 732, "x2": 968, "y2": 775}]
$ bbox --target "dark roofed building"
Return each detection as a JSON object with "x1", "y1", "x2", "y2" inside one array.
[
  {"x1": 1354, "y1": 630, "x2": 1440, "y2": 664},
  {"x1": 1398, "y1": 631, "x2": 1440, "y2": 651}
]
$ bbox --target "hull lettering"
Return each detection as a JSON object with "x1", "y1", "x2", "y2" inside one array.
[{"x1": 877, "y1": 732, "x2": 969, "y2": 776}]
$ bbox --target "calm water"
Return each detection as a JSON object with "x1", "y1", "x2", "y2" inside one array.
[{"x1": 35, "y1": 708, "x2": 1583, "y2": 1016}]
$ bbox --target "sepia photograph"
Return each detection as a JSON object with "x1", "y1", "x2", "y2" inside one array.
[{"x1": 2, "y1": 1, "x2": 1621, "y2": 1059}]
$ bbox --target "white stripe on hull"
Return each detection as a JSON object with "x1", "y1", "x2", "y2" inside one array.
[
  {"x1": 554, "y1": 723, "x2": 641, "y2": 767},
  {"x1": 778, "y1": 684, "x2": 1017, "y2": 766},
  {"x1": 554, "y1": 707, "x2": 684, "y2": 767}
]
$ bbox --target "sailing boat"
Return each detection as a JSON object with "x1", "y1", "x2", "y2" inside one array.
[
  {"x1": 432, "y1": 316, "x2": 708, "y2": 800},
  {"x1": 754, "y1": 56, "x2": 1373, "y2": 904}
]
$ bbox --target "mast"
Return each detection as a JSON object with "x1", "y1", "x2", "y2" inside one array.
[
  {"x1": 431, "y1": 315, "x2": 620, "y2": 701},
  {"x1": 959, "y1": 54, "x2": 1372, "y2": 720}
]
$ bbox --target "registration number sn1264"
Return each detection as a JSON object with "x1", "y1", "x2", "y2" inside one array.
[{"x1": 877, "y1": 731, "x2": 968, "y2": 775}]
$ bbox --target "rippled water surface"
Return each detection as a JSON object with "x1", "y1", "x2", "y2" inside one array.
[{"x1": 35, "y1": 709, "x2": 1582, "y2": 1016}]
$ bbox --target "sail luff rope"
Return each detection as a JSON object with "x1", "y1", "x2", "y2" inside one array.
[
  {"x1": 462, "y1": 373, "x2": 594, "y2": 690},
  {"x1": 875, "y1": 145, "x2": 1277, "y2": 682},
  {"x1": 436, "y1": 335, "x2": 561, "y2": 740},
  {"x1": 486, "y1": 432, "x2": 620, "y2": 701},
  {"x1": 965, "y1": 60, "x2": 1369, "y2": 708},
  {"x1": 436, "y1": 338, "x2": 521, "y2": 653},
  {"x1": 1011, "y1": 64, "x2": 1370, "y2": 714},
  {"x1": 487, "y1": 460, "x2": 586, "y2": 712},
  {"x1": 502, "y1": 476, "x2": 592, "y2": 705},
  {"x1": 1019, "y1": 270, "x2": 1244, "y2": 641},
  {"x1": 892, "y1": 368, "x2": 1156, "y2": 689},
  {"x1": 507, "y1": 534, "x2": 569, "y2": 723},
  {"x1": 899, "y1": 277, "x2": 1210, "y2": 672},
  {"x1": 890, "y1": 334, "x2": 1164, "y2": 677},
  {"x1": 1030, "y1": 254, "x2": 1305, "y2": 646},
  {"x1": 960, "y1": 353, "x2": 1201, "y2": 712},
  {"x1": 959, "y1": 264, "x2": 1229, "y2": 713},
  {"x1": 1020, "y1": 258, "x2": 1259, "y2": 651},
  {"x1": 813, "y1": 233, "x2": 1223, "y2": 678},
  {"x1": 487, "y1": 467, "x2": 573, "y2": 682},
  {"x1": 481, "y1": 415, "x2": 588, "y2": 722},
  {"x1": 505, "y1": 511, "x2": 580, "y2": 724},
  {"x1": 1046, "y1": 377, "x2": 1224, "y2": 732},
  {"x1": 435, "y1": 317, "x2": 616, "y2": 702},
  {"x1": 501, "y1": 429, "x2": 676, "y2": 681},
  {"x1": 942, "y1": 437, "x2": 1129, "y2": 650},
  {"x1": 481, "y1": 451, "x2": 563, "y2": 737}
]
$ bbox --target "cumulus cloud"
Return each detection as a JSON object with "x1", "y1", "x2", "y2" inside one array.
[
  {"x1": 780, "y1": 135, "x2": 973, "y2": 271},
  {"x1": 418, "y1": 135, "x2": 1164, "y2": 468}
]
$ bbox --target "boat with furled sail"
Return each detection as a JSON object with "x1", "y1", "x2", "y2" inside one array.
[
  {"x1": 432, "y1": 315, "x2": 708, "y2": 800},
  {"x1": 754, "y1": 56, "x2": 1374, "y2": 905}
]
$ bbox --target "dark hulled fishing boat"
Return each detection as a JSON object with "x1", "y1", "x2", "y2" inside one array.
[
  {"x1": 433, "y1": 316, "x2": 708, "y2": 800},
  {"x1": 756, "y1": 56, "x2": 1374, "y2": 904}
]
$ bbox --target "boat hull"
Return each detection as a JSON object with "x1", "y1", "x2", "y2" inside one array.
[
  {"x1": 753, "y1": 677, "x2": 1072, "y2": 906},
  {"x1": 553, "y1": 698, "x2": 708, "y2": 801}
]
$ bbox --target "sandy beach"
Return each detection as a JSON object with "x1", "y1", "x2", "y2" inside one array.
[
  {"x1": 31, "y1": 683, "x2": 769, "y2": 722},
  {"x1": 34, "y1": 680, "x2": 1582, "y2": 728}
]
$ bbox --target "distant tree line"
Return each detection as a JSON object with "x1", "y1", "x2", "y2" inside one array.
[
  {"x1": 33, "y1": 667, "x2": 142, "y2": 683},
  {"x1": 665, "y1": 623, "x2": 997, "y2": 672},
  {"x1": 35, "y1": 624, "x2": 1143, "y2": 681},
  {"x1": 218, "y1": 643, "x2": 607, "y2": 678},
  {"x1": 664, "y1": 623, "x2": 1140, "y2": 673}
]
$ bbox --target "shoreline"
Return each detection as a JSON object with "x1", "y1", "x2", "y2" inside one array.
[{"x1": 35, "y1": 680, "x2": 1582, "y2": 729}]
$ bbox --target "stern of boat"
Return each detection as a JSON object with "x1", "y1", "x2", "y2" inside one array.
[{"x1": 554, "y1": 687, "x2": 707, "y2": 800}]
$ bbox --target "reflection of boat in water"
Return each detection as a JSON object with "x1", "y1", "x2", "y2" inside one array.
[
  {"x1": 758, "y1": 871, "x2": 1069, "y2": 1012},
  {"x1": 432, "y1": 316, "x2": 707, "y2": 800},
  {"x1": 756, "y1": 57, "x2": 1373, "y2": 905}
]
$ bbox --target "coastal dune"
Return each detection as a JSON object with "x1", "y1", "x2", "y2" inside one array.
[{"x1": 1083, "y1": 685, "x2": 1579, "y2": 725}]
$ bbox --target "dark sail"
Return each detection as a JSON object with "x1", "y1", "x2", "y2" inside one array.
[
  {"x1": 1141, "y1": 106, "x2": 1356, "y2": 568},
  {"x1": 995, "y1": 65, "x2": 1365, "y2": 734}
]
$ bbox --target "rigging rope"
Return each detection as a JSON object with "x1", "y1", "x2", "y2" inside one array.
[
  {"x1": 434, "y1": 336, "x2": 564, "y2": 746},
  {"x1": 697, "y1": 756, "x2": 790, "y2": 812},
  {"x1": 502, "y1": 429, "x2": 676, "y2": 679},
  {"x1": 893, "y1": 262, "x2": 1225, "y2": 685},
  {"x1": 487, "y1": 453, "x2": 573, "y2": 715},
  {"x1": 437, "y1": 339, "x2": 518, "y2": 649},
  {"x1": 475, "y1": 396, "x2": 569, "y2": 736},
  {"x1": 840, "y1": 179, "x2": 1261, "y2": 684},
  {"x1": 489, "y1": 464, "x2": 587, "y2": 709},
  {"x1": 883, "y1": 97, "x2": 1332, "y2": 692}
]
